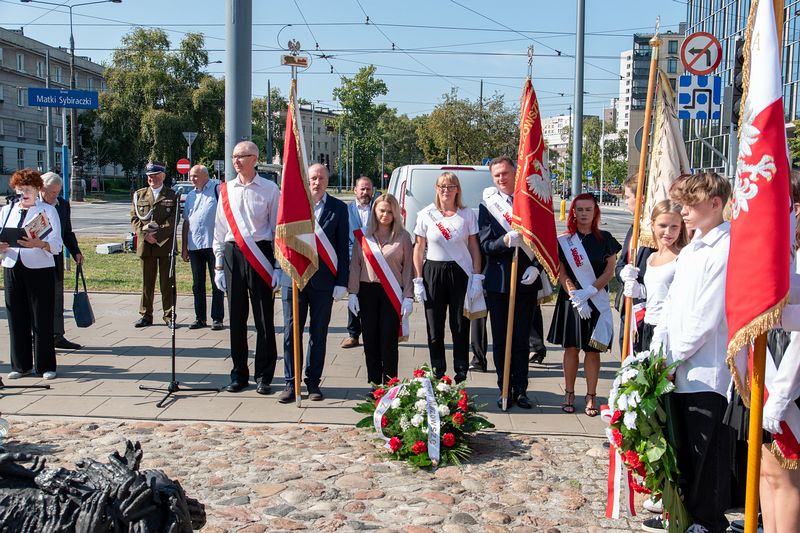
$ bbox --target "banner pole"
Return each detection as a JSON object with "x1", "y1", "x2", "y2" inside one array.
[
  {"x1": 501, "y1": 248, "x2": 519, "y2": 411},
  {"x1": 292, "y1": 279, "x2": 302, "y2": 407},
  {"x1": 621, "y1": 31, "x2": 660, "y2": 361},
  {"x1": 744, "y1": 334, "x2": 767, "y2": 533}
]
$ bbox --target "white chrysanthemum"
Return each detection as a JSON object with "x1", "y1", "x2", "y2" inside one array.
[
  {"x1": 416, "y1": 387, "x2": 427, "y2": 398},
  {"x1": 628, "y1": 390, "x2": 642, "y2": 409},
  {"x1": 612, "y1": 375, "x2": 622, "y2": 389},
  {"x1": 422, "y1": 426, "x2": 429, "y2": 434},
  {"x1": 616, "y1": 393, "x2": 629, "y2": 411},
  {"x1": 411, "y1": 414, "x2": 423, "y2": 427},
  {"x1": 608, "y1": 386, "x2": 619, "y2": 409},
  {"x1": 391, "y1": 398, "x2": 401, "y2": 409},
  {"x1": 436, "y1": 382, "x2": 450, "y2": 393},
  {"x1": 399, "y1": 415, "x2": 410, "y2": 431},
  {"x1": 620, "y1": 367, "x2": 638, "y2": 385},
  {"x1": 622, "y1": 354, "x2": 636, "y2": 368},
  {"x1": 398, "y1": 387, "x2": 410, "y2": 397},
  {"x1": 415, "y1": 399, "x2": 427, "y2": 413},
  {"x1": 623, "y1": 410, "x2": 638, "y2": 431},
  {"x1": 438, "y1": 404, "x2": 450, "y2": 417},
  {"x1": 635, "y1": 351, "x2": 651, "y2": 363}
]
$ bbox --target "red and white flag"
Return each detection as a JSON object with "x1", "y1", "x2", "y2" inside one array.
[
  {"x1": 275, "y1": 79, "x2": 318, "y2": 289},
  {"x1": 511, "y1": 78, "x2": 559, "y2": 282},
  {"x1": 727, "y1": 0, "x2": 791, "y2": 419}
]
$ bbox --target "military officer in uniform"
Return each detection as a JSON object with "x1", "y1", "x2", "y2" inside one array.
[{"x1": 130, "y1": 162, "x2": 178, "y2": 327}]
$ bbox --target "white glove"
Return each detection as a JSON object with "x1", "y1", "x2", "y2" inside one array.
[
  {"x1": 763, "y1": 413, "x2": 783, "y2": 435},
  {"x1": 623, "y1": 280, "x2": 645, "y2": 299},
  {"x1": 574, "y1": 299, "x2": 592, "y2": 319},
  {"x1": 214, "y1": 269, "x2": 227, "y2": 291},
  {"x1": 468, "y1": 274, "x2": 484, "y2": 300},
  {"x1": 271, "y1": 268, "x2": 282, "y2": 290},
  {"x1": 570, "y1": 286, "x2": 597, "y2": 305},
  {"x1": 348, "y1": 293, "x2": 360, "y2": 315},
  {"x1": 619, "y1": 264, "x2": 640, "y2": 282},
  {"x1": 504, "y1": 230, "x2": 522, "y2": 248},
  {"x1": 413, "y1": 277, "x2": 427, "y2": 302},
  {"x1": 401, "y1": 297, "x2": 413, "y2": 317},
  {"x1": 649, "y1": 330, "x2": 667, "y2": 354},
  {"x1": 520, "y1": 266, "x2": 539, "y2": 285},
  {"x1": 332, "y1": 285, "x2": 347, "y2": 300},
  {"x1": 762, "y1": 396, "x2": 785, "y2": 435}
]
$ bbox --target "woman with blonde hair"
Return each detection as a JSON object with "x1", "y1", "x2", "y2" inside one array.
[
  {"x1": 348, "y1": 194, "x2": 414, "y2": 386},
  {"x1": 413, "y1": 172, "x2": 483, "y2": 382}
]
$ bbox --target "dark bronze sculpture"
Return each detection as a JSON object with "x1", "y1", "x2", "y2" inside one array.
[{"x1": 0, "y1": 440, "x2": 206, "y2": 532}]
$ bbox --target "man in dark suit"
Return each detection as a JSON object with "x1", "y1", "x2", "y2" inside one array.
[
  {"x1": 341, "y1": 175, "x2": 374, "y2": 349},
  {"x1": 478, "y1": 156, "x2": 542, "y2": 410},
  {"x1": 279, "y1": 163, "x2": 350, "y2": 403},
  {"x1": 40, "y1": 172, "x2": 83, "y2": 350},
  {"x1": 130, "y1": 162, "x2": 178, "y2": 327}
]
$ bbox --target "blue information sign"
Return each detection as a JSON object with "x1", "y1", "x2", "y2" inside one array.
[
  {"x1": 28, "y1": 87, "x2": 99, "y2": 109},
  {"x1": 586, "y1": 170, "x2": 593, "y2": 178}
]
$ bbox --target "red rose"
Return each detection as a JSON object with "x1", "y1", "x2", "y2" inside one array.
[
  {"x1": 381, "y1": 415, "x2": 388, "y2": 428},
  {"x1": 622, "y1": 450, "x2": 642, "y2": 470},
  {"x1": 442, "y1": 433, "x2": 456, "y2": 447},
  {"x1": 630, "y1": 476, "x2": 652, "y2": 494},
  {"x1": 388, "y1": 437, "x2": 402, "y2": 452},
  {"x1": 413, "y1": 369, "x2": 425, "y2": 378},
  {"x1": 452, "y1": 412, "x2": 465, "y2": 426},
  {"x1": 636, "y1": 463, "x2": 647, "y2": 477},
  {"x1": 373, "y1": 387, "x2": 386, "y2": 400},
  {"x1": 611, "y1": 428, "x2": 623, "y2": 448},
  {"x1": 412, "y1": 440, "x2": 427, "y2": 455},
  {"x1": 441, "y1": 375, "x2": 453, "y2": 385},
  {"x1": 610, "y1": 410, "x2": 622, "y2": 425},
  {"x1": 460, "y1": 390, "x2": 468, "y2": 399},
  {"x1": 387, "y1": 377, "x2": 400, "y2": 387},
  {"x1": 457, "y1": 398, "x2": 469, "y2": 412}
]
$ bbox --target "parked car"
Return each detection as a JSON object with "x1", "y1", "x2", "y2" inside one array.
[
  {"x1": 592, "y1": 190, "x2": 619, "y2": 205},
  {"x1": 386, "y1": 164, "x2": 494, "y2": 236},
  {"x1": 172, "y1": 181, "x2": 194, "y2": 209}
]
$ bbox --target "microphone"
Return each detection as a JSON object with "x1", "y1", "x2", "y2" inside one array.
[{"x1": 5, "y1": 193, "x2": 21, "y2": 205}]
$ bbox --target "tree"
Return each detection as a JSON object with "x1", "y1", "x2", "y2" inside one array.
[
  {"x1": 252, "y1": 87, "x2": 288, "y2": 164},
  {"x1": 331, "y1": 66, "x2": 389, "y2": 178},
  {"x1": 789, "y1": 120, "x2": 800, "y2": 166},
  {"x1": 378, "y1": 111, "x2": 424, "y2": 173}
]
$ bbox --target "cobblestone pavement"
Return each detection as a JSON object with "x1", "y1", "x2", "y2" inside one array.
[{"x1": 2, "y1": 416, "x2": 650, "y2": 533}]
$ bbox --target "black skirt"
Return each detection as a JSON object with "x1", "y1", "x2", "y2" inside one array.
[{"x1": 546, "y1": 287, "x2": 613, "y2": 353}]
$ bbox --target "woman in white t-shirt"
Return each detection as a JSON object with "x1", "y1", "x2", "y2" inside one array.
[
  {"x1": 620, "y1": 199, "x2": 688, "y2": 350},
  {"x1": 412, "y1": 172, "x2": 483, "y2": 383}
]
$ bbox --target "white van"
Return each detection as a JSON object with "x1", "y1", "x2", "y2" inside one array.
[{"x1": 387, "y1": 164, "x2": 494, "y2": 236}]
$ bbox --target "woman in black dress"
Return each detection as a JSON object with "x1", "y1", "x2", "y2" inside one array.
[{"x1": 547, "y1": 193, "x2": 621, "y2": 416}]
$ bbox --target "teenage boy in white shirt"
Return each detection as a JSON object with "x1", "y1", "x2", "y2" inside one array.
[{"x1": 647, "y1": 172, "x2": 733, "y2": 533}]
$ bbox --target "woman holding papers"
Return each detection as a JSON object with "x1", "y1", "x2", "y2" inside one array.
[
  {"x1": 348, "y1": 194, "x2": 414, "y2": 386},
  {"x1": 413, "y1": 172, "x2": 484, "y2": 383},
  {"x1": 0, "y1": 168, "x2": 63, "y2": 380},
  {"x1": 547, "y1": 193, "x2": 620, "y2": 416}
]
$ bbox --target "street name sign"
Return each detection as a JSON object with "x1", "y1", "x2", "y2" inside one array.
[
  {"x1": 281, "y1": 54, "x2": 309, "y2": 68},
  {"x1": 678, "y1": 75, "x2": 722, "y2": 120},
  {"x1": 680, "y1": 31, "x2": 722, "y2": 76},
  {"x1": 28, "y1": 87, "x2": 99, "y2": 109},
  {"x1": 176, "y1": 158, "x2": 192, "y2": 174}
]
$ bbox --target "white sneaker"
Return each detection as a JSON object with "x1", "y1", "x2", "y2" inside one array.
[
  {"x1": 685, "y1": 525, "x2": 709, "y2": 533},
  {"x1": 7, "y1": 371, "x2": 23, "y2": 379},
  {"x1": 42, "y1": 371, "x2": 57, "y2": 380},
  {"x1": 643, "y1": 496, "x2": 663, "y2": 513}
]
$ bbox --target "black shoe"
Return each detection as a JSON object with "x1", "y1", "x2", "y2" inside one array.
[
  {"x1": 454, "y1": 373, "x2": 467, "y2": 384},
  {"x1": 641, "y1": 516, "x2": 667, "y2": 532},
  {"x1": 307, "y1": 385, "x2": 324, "y2": 401},
  {"x1": 529, "y1": 350, "x2": 546, "y2": 364},
  {"x1": 278, "y1": 386, "x2": 295, "y2": 404},
  {"x1": 189, "y1": 320, "x2": 207, "y2": 330},
  {"x1": 469, "y1": 360, "x2": 487, "y2": 372},
  {"x1": 516, "y1": 394, "x2": 533, "y2": 409},
  {"x1": 211, "y1": 321, "x2": 224, "y2": 331},
  {"x1": 225, "y1": 380, "x2": 248, "y2": 393},
  {"x1": 134, "y1": 317, "x2": 152, "y2": 328},
  {"x1": 256, "y1": 381, "x2": 272, "y2": 395},
  {"x1": 54, "y1": 338, "x2": 82, "y2": 350},
  {"x1": 496, "y1": 396, "x2": 509, "y2": 410}
]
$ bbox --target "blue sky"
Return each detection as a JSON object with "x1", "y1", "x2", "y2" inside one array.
[{"x1": 2, "y1": 0, "x2": 686, "y2": 119}]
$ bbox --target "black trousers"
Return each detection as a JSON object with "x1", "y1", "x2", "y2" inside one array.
[
  {"x1": 358, "y1": 282, "x2": 400, "y2": 385},
  {"x1": 487, "y1": 291, "x2": 534, "y2": 395},
  {"x1": 5, "y1": 263, "x2": 56, "y2": 373},
  {"x1": 53, "y1": 253, "x2": 66, "y2": 339},
  {"x1": 224, "y1": 241, "x2": 277, "y2": 384},
  {"x1": 470, "y1": 316, "x2": 488, "y2": 368},
  {"x1": 422, "y1": 260, "x2": 470, "y2": 379},
  {"x1": 188, "y1": 248, "x2": 224, "y2": 323},
  {"x1": 529, "y1": 303, "x2": 546, "y2": 353},
  {"x1": 281, "y1": 283, "x2": 334, "y2": 389},
  {"x1": 673, "y1": 392, "x2": 732, "y2": 533}
]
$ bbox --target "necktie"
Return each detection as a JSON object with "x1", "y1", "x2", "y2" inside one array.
[
  {"x1": 17, "y1": 209, "x2": 27, "y2": 228},
  {"x1": 508, "y1": 195, "x2": 513, "y2": 206}
]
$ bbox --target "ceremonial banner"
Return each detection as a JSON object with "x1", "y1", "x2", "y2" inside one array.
[
  {"x1": 726, "y1": 0, "x2": 791, "y2": 401},
  {"x1": 638, "y1": 70, "x2": 691, "y2": 248},
  {"x1": 512, "y1": 78, "x2": 559, "y2": 283},
  {"x1": 275, "y1": 79, "x2": 318, "y2": 289}
]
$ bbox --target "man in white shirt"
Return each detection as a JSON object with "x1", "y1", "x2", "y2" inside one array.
[
  {"x1": 213, "y1": 141, "x2": 281, "y2": 395},
  {"x1": 182, "y1": 164, "x2": 224, "y2": 331},
  {"x1": 649, "y1": 172, "x2": 733, "y2": 533},
  {"x1": 341, "y1": 176, "x2": 374, "y2": 349}
]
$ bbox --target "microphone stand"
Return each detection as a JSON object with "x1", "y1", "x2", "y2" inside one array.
[
  {"x1": 0, "y1": 196, "x2": 50, "y2": 390},
  {"x1": 139, "y1": 189, "x2": 219, "y2": 407}
]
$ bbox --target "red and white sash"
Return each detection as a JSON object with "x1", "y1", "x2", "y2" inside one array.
[
  {"x1": 601, "y1": 405, "x2": 637, "y2": 518},
  {"x1": 315, "y1": 223, "x2": 337, "y2": 276},
  {"x1": 764, "y1": 340, "x2": 800, "y2": 467},
  {"x1": 558, "y1": 233, "x2": 614, "y2": 351},
  {"x1": 354, "y1": 228, "x2": 409, "y2": 339},
  {"x1": 421, "y1": 205, "x2": 487, "y2": 319},
  {"x1": 220, "y1": 182, "x2": 274, "y2": 285}
]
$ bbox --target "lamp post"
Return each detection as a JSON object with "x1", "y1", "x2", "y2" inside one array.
[{"x1": 20, "y1": 0, "x2": 121, "y2": 201}]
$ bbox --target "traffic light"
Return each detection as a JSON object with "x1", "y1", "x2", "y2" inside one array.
[{"x1": 731, "y1": 36, "x2": 745, "y2": 128}]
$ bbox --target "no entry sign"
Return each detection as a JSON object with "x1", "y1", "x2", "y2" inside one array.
[
  {"x1": 680, "y1": 31, "x2": 722, "y2": 76},
  {"x1": 176, "y1": 158, "x2": 191, "y2": 175}
]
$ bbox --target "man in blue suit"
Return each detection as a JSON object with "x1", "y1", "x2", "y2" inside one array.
[
  {"x1": 341, "y1": 176, "x2": 374, "y2": 349},
  {"x1": 478, "y1": 156, "x2": 542, "y2": 410},
  {"x1": 279, "y1": 163, "x2": 350, "y2": 403}
]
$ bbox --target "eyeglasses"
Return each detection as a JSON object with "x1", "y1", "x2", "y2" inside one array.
[
  {"x1": 232, "y1": 154, "x2": 256, "y2": 160},
  {"x1": 437, "y1": 185, "x2": 458, "y2": 192}
]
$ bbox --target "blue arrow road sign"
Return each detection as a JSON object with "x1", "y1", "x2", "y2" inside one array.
[
  {"x1": 586, "y1": 170, "x2": 593, "y2": 177},
  {"x1": 28, "y1": 87, "x2": 99, "y2": 109}
]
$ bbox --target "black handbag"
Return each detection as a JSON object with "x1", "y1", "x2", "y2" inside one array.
[{"x1": 72, "y1": 263, "x2": 95, "y2": 327}]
